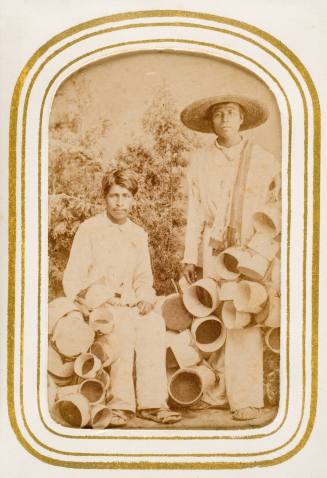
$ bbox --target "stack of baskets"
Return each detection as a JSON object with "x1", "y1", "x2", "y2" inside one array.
[
  {"x1": 48, "y1": 287, "x2": 116, "y2": 429},
  {"x1": 47, "y1": 206, "x2": 281, "y2": 425},
  {"x1": 159, "y1": 204, "x2": 281, "y2": 408}
]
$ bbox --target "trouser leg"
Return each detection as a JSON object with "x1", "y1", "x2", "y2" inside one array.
[
  {"x1": 202, "y1": 226, "x2": 227, "y2": 404},
  {"x1": 205, "y1": 347, "x2": 228, "y2": 406},
  {"x1": 134, "y1": 310, "x2": 168, "y2": 410},
  {"x1": 225, "y1": 327, "x2": 264, "y2": 411},
  {"x1": 105, "y1": 307, "x2": 136, "y2": 412},
  {"x1": 202, "y1": 228, "x2": 263, "y2": 411}
]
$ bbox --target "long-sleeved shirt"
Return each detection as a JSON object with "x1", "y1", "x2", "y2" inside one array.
[
  {"x1": 183, "y1": 138, "x2": 279, "y2": 266},
  {"x1": 63, "y1": 212, "x2": 156, "y2": 305}
]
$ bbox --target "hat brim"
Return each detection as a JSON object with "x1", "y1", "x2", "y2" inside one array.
[{"x1": 181, "y1": 95, "x2": 269, "y2": 133}]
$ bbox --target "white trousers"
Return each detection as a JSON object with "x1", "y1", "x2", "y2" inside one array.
[
  {"x1": 203, "y1": 226, "x2": 264, "y2": 411},
  {"x1": 105, "y1": 307, "x2": 168, "y2": 412}
]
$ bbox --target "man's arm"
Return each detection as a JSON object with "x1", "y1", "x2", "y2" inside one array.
[
  {"x1": 182, "y1": 159, "x2": 205, "y2": 282},
  {"x1": 62, "y1": 222, "x2": 92, "y2": 299},
  {"x1": 133, "y1": 232, "x2": 156, "y2": 314}
]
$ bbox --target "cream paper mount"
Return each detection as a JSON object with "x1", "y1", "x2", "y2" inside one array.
[{"x1": 6, "y1": 7, "x2": 320, "y2": 472}]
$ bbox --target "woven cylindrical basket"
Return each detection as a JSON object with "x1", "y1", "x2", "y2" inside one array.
[
  {"x1": 233, "y1": 280, "x2": 268, "y2": 314},
  {"x1": 237, "y1": 251, "x2": 270, "y2": 282},
  {"x1": 89, "y1": 307, "x2": 115, "y2": 335},
  {"x1": 165, "y1": 330, "x2": 202, "y2": 368},
  {"x1": 48, "y1": 345, "x2": 75, "y2": 378},
  {"x1": 51, "y1": 392, "x2": 90, "y2": 428},
  {"x1": 183, "y1": 278, "x2": 220, "y2": 317},
  {"x1": 215, "y1": 247, "x2": 244, "y2": 281},
  {"x1": 74, "y1": 353, "x2": 102, "y2": 379},
  {"x1": 168, "y1": 368, "x2": 203, "y2": 408},
  {"x1": 160, "y1": 293, "x2": 193, "y2": 331},
  {"x1": 52, "y1": 315, "x2": 95, "y2": 358},
  {"x1": 265, "y1": 327, "x2": 280, "y2": 354},
  {"x1": 48, "y1": 297, "x2": 80, "y2": 335},
  {"x1": 90, "y1": 404, "x2": 112, "y2": 429},
  {"x1": 191, "y1": 316, "x2": 226, "y2": 353},
  {"x1": 221, "y1": 301, "x2": 251, "y2": 330},
  {"x1": 79, "y1": 379, "x2": 106, "y2": 405},
  {"x1": 90, "y1": 338, "x2": 114, "y2": 367},
  {"x1": 252, "y1": 205, "x2": 280, "y2": 238},
  {"x1": 247, "y1": 231, "x2": 280, "y2": 261}
]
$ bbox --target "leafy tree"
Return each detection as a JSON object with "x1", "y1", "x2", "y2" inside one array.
[
  {"x1": 48, "y1": 193, "x2": 103, "y2": 299},
  {"x1": 48, "y1": 86, "x2": 201, "y2": 298},
  {"x1": 48, "y1": 81, "x2": 279, "y2": 405},
  {"x1": 48, "y1": 76, "x2": 109, "y2": 299},
  {"x1": 114, "y1": 88, "x2": 202, "y2": 294}
]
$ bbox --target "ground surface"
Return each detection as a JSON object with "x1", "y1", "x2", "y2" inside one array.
[{"x1": 126, "y1": 406, "x2": 277, "y2": 429}]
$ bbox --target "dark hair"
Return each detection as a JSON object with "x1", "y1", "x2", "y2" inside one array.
[{"x1": 101, "y1": 168, "x2": 139, "y2": 197}]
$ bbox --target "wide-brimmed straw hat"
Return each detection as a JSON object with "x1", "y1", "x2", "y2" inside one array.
[{"x1": 181, "y1": 94, "x2": 269, "y2": 133}]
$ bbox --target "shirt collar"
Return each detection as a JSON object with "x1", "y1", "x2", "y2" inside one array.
[
  {"x1": 214, "y1": 136, "x2": 245, "y2": 161},
  {"x1": 101, "y1": 211, "x2": 131, "y2": 231}
]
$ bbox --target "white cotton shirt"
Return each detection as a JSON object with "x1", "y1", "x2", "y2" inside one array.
[
  {"x1": 183, "y1": 138, "x2": 279, "y2": 266},
  {"x1": 63, "y1": 212, "x2": 156, "y2": 305}
]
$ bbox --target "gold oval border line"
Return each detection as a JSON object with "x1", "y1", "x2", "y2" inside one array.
[
  {"x1": 32, "y1": 22, "x2": 306, "y2": 451},
  {"x1": 7, "y1": 10, "x2": 319, "y2": 469},
  {"x1": 8, "y1": 13, "x2": 316, "y2": 468},
  {"x1": 35, "y1": 39, "x2": 292, "y2": 444},
  {"x1": 20, "y1": 34, "x2": 307, "y2": 458},
  {"x1": 9, "y1": 14, "x2": 312, "y2": 466}
]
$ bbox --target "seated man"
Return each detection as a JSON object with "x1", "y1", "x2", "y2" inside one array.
[{"x1": 63, "y1": 168, "x2": 181, "y2": 426}]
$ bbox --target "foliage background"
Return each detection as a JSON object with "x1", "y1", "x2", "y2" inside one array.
[
  {"x1": 48, "y1": 52, "x2": 280, "y2": 300},
  {"x1": 48, "y1": 81, "x2": 201, "y2": 300},
  {"x1": 48, "y1": 53, "x2": 280, "y2": 405}
]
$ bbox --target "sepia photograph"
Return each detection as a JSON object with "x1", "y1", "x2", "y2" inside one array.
[
  {"x1": 47, "y1": 50, "x2": 281, "y2": 430},
  {"x1": 2, "y1": 0, "x2": 323, "y2": 473}
]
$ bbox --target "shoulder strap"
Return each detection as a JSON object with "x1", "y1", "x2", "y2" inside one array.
[{"x1": 227, "y1": 140, "x2": 254, "y2": 246}]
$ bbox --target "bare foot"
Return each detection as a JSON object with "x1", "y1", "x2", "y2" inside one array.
[
  {"x1": 110, "y1": 409, "x2": 129, "y2": 427},
  {"x1": 138, "y1": 408, "x2": 182, "y2": 424},
  {"x1": 232, "y1": 407, "x2": 261, "y2": 420}
]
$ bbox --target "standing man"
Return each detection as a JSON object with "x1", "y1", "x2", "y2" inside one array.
[{"x1": 181, "y1": 95, "x2": 280, "y2": 420}]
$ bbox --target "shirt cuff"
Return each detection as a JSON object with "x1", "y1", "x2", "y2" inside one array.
[
  {"x1": 135, "y1": 288, "x2": 157, "y2": 305},
  {"x1": 182, "y1": 248, "x2": 200, "y2": 266}
]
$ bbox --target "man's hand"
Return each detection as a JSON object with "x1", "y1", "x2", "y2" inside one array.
[
  {"x1": 137, "y1": 301, "x2": 153, "y2": 315},
  {"x1": 75, "y1": 296, "x2": 90, "y2": 318},
  {"x1": 183, "y1": 263, "x2": 197, "y2": 284},
  {"x1": 109, "y1": 296, "x2": 123, "y2": 306}
]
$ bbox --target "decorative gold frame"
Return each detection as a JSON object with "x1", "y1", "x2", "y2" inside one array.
[{"x1": 7, "y1": 10, "x2": 320, "y2": 469}]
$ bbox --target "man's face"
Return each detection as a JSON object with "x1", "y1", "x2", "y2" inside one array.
[
  {"x1": 211, "y1": 102, "x2": 243, "y2": 137},
  {"x1": 105, "y1": 184, "x2": 134, "y2": 224}
]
